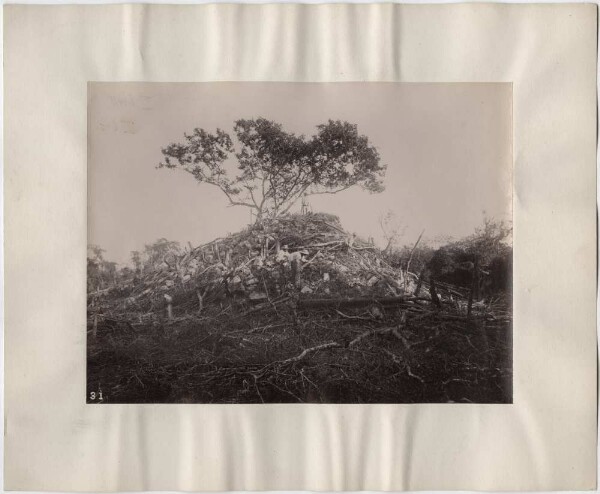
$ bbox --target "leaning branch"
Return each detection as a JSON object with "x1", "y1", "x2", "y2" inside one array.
[{"x1": 404, "y1": 229, "x2": 425, "y2": 289}]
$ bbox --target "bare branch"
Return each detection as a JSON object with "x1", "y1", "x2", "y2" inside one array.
[
  {"x1": 306, "y1": 184, "x2": 354, "y2": 196},
  {"x1": 278, "y1": 342, "x2": 342, "y2": 364}
]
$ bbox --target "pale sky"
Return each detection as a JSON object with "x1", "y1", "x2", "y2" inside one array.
[{"x1": 88, "y1": 82, "x2": 512, "y2": 265}]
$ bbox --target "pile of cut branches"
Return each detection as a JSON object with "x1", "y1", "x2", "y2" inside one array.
[
  {"x1": 87, "y1": 213, "x2": 512, "y2": 404},
  {"x1": 88, "y1": 294, "x2": 511, "y2": 404}
]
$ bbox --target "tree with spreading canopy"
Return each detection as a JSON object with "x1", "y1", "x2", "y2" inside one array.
[{"x1": 158, "y1": 118, "x2": 386, "y2": 220}]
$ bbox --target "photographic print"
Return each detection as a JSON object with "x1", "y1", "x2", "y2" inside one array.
[{"x1": 87, "y1": 83, "x2": 512, "y2": 404}]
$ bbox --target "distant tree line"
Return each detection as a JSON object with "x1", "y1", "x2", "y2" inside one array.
[
  {"x1": 384, "y1": 217, "x2": 512, "y2": 295},
  {"x1": 87, "y1": 238, "x2": 182, "y2": 292}
]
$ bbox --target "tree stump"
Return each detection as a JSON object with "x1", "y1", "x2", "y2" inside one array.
[
  {"x1": 164, "y1": 294, "x2": 173, "y2": 321},
  {"x1": 414, "y1": 269, "x2": 425, "y2": 296},
  {"x1": 291, "y1": 258, "x2": 300, "y2": 287},
  {"x1": 429, "y1": 276, "x2": 441, "y2": 308}
]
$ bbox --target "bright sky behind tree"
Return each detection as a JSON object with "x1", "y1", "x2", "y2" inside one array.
[{"x1": 88, "y1": 82, "x2": 512, "y2": 265}]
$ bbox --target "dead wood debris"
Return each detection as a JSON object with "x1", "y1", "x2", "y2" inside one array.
[{"x1": 87, "y1": 213, "x2": 512, "y2": 404}]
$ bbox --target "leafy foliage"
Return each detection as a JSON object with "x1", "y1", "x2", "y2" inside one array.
[
  {"x1": 87, "y1": 244, "x2": 117, "y2": 291},
  {"x1": 159, "y1": 118, "x2": 386, "y2": 219},
  {"x1": 382, "y1": 218, "x2": 512, "y2": 294},
  {"x1": 142, "y1": 238, "x2": 181, "y2": 271},
  {"x1": 428, "y1": 218, "x2": 512, "y2": 290},
  {"x1": 430, "y1": 218, "x2": 512, "y2": 270}
]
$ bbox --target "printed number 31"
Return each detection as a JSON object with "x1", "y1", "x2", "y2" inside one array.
[{"x1": 90, "y1": 390, "x2": 103, "y2": 401}]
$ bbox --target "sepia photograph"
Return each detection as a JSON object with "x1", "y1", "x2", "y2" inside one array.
[{"x1": 87, "y1": 82, "x2": 512, "y2": 404}]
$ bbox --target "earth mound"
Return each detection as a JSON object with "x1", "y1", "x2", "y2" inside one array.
[
  {"x1": 95, "y1": 212, "x2": 425, "y2": 320},
  {"x1": 87, "y1": 213, "x2": 512, "y2": 404}
]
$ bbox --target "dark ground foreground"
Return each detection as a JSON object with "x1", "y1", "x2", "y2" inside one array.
[{"x1": 87, "y1": 298, "x2": 512, "y2": 404}]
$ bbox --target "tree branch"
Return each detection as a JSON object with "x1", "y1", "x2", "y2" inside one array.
[
  {"x1": 278, "y1": 182, "x2": 312, "y2": 216},
  {"x1": 307, "y1": 183, "x2": 354, "y2": 196},
  {"x1": 206, "y1": 180, "x2": 256, "y2": 209}
]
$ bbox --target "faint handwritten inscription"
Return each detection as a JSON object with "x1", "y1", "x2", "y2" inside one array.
[
  {"x1": 108, "y1": 93, "x2": 154, "y2": 110},
  {"x1": 98, "y1": 118, "x2": 138, "y2": 134}
]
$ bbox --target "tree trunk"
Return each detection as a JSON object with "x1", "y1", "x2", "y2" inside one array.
[
  {"x1": 429, "y1": 276, "x2": 441, "y2": 308},
  {"x1": 291, "y1": 259, "x2": 300, "y2": 287},
  {"x1": 414, "y1": 269, "x2": 425, "y2": 296},
  {"x1": 164, "y1": 294, "x2": 173, "y2": 321},
  {"x1": 467, "y1": 258, "x2": 479, "y2": 317},
  {"x1": 383, "y1": 239, "x2": 392, "y2": 255},
  {"x1": 473, "y1": 258, "x2": 480, "y2": 301},
  {"x1": 196, "y1": 289, "x2": 204, "y2": 313}
]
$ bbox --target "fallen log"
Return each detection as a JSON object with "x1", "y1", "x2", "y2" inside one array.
[{"x1": 296, "y1": 296, "x2": 432, "y2": 310}]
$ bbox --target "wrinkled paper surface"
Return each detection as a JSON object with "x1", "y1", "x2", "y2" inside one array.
[{"x1": 4, "y1": 3, "x2": 597, "y2": 491}]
